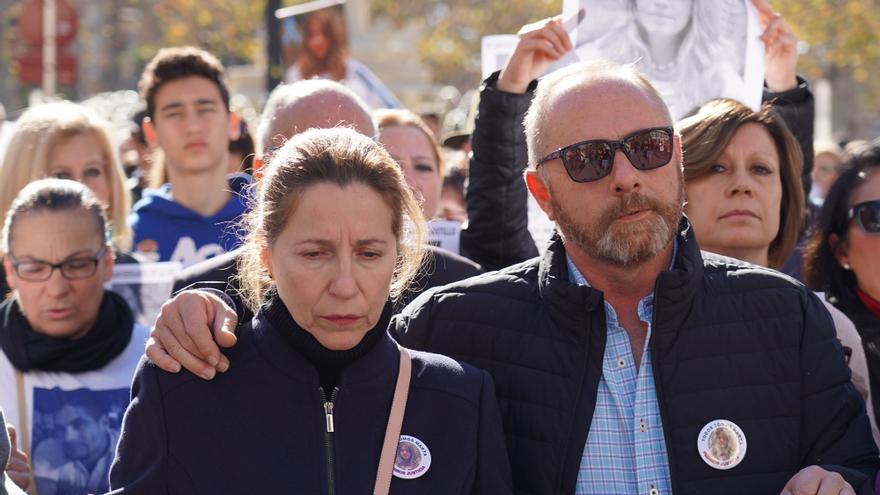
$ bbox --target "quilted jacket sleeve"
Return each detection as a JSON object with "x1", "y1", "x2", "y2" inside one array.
[
  {"x1": 763, "y1": 76, "x2": 815, "y2": 196},
  {"x1": 460, "y1": 71, "x2": 539, "y2": 271}
]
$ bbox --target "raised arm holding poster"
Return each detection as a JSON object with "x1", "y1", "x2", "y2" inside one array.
[{"x1": 561, "y1": 0, "x2": 764, "y2": 120}]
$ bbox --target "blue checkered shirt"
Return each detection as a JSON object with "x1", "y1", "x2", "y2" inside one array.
[{"x1": 567, "y1": 251, "x2": 673, "y2": 495}]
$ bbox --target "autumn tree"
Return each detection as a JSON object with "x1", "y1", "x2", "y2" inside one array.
[
  {"x1": 143, "y1": 0, "x2": 265, "y2": 66},
  {"x1": 773, "y1": 0, "x2": 880, "y2": 137},
  {"x1": 371, "y1": 0, "x2": 561, "y2": 89}
]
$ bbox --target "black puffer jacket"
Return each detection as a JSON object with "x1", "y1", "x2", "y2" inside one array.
[
  {"x1": 461, "y1": 72, "x2": 817, "y2": 271},
  {"x1": 459, "y1": 73, "x2": 539, "y2": 271},
  {"x1": 395, "y1": 221, "x2": 878, "y2": 495},
  {"x1": 764, "y1": 76, "x2": 816, "y2": 196}
]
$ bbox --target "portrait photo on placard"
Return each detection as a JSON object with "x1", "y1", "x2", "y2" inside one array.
[
  {"x1": 31, "y1": 387, "x2": 130, "y2": 495},
  {"x1": 275, "y1": 0, "x2": 401, "y2": 109},
  {"x1": 562, "y1": 0, "x2": 764, "y2": 120}
]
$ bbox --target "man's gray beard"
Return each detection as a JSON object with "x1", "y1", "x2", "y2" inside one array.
[{"x1": 552, "y1": 185, "x2": 684, "y2": 267}]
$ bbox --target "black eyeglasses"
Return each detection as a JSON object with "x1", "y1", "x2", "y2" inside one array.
[
  {"x1": 7, "y1": 246, "x2": 108, "y2": 282},
  {"x1": 537, "y1": 126, "x2": 674, "y2": 183},
  {"x1": 849, "y1": 199, "x2": 880, "y2": 234}
]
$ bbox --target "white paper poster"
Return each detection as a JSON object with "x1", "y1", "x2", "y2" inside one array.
[
  {"x1": 481, "y1": 35, "x2": 520, "y2": 80},
  {"x1": 561, "y1": 0, "x2": 764, "y2": 121},
  {"x1": 427, "y1": 219, "x2": 462, "y2": 254},
  {"x1": 108, "y1": 262, "x2": 182, "y2": 327}
]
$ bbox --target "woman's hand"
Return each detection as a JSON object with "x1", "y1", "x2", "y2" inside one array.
[
  {"x1": 145, "y1": 290, "x2": 238, "y2": 379},
  {"x1": 752, "y1": 0, "x2": 799, "y2": 92},
  {"x1": 6, "y1": 425, "x2": 31, "y2": 490},
  {"x1": 497, "y1": 15, "x2": 574, "y2": 94}
]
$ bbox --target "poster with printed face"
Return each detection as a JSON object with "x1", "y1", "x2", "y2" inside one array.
[
  {"x1": 31, "y1": 387, "x2": 130, "y2": 495},
  {"x1": 276, "y1": 0, "x2": 347, "y2": 85},
  {"x1": 562, "y1": 0, "x2": 764, "y2": 121}
]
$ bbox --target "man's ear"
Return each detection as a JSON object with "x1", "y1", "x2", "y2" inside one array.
[
  {"x1": 525, "y1": 170, "x2": 556, "y2": 221},
  {"x1": 228, "y1": 112, "x2": 242, "y2": 141},
  {"x1": 143, "y1": 118, "x2": 158, "y2": 147},
  {"x1": 829, "y1": 233, "x2": 851, "y2": 269}
]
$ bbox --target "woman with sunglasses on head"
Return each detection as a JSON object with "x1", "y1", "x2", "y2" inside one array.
[
  {"x1": 804, "y1": 139, "x2": 880, "y2": 427},
  {"x1": 0, "y1": 179, "x2": 148, "y2": 495}
]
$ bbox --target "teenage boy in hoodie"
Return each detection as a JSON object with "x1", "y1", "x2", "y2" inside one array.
[{"x1": 129, "y1": 47, "x2": 248, "y2": 266}]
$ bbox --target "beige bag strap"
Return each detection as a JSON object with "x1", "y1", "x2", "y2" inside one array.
[
  {"x1": 15, "y1": 369, "x2": 38, "y2": 494},
  {"x1": 372, "y1": 345, "x2": 412, "y2": 495}
]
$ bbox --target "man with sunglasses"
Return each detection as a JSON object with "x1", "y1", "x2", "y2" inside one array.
[{"x1": 405, "y1": 54, "x2": 876, "y2": 493}]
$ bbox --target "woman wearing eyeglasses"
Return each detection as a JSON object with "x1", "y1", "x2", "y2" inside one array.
[
  {"x1": 0, "y1": 179, "x2": 147, "y2": 495},
  {"x1": 804, "y1": 140, "x2": 880, "y2": 428}
]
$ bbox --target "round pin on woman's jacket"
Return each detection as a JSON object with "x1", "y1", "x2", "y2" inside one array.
[
  {"x1": 393, "y1": 435, "x2": 432, "y2": 479},
  {"x1": 697, "y1": 419, "x2": 747, "y2": 470}
]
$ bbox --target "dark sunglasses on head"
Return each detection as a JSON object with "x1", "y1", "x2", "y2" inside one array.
[
  {"x1": 848, "y1": 199, "x2": 880, "y2": 234},
  {"x1": 537, "y1": 126, "x2": 674, "y2": 183}
]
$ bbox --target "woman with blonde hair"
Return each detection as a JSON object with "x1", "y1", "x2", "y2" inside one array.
[
  {"x1": 0, "y1": 101, "x2": 132, "y2": 255},
  {"x1": 374, "y1": 109, "x2": 445, "y2": 220}
]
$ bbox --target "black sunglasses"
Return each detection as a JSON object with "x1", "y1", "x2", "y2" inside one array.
[
  {"x1": 536, "y1": 126, "x2": 674, "y2": 183},
  {"x1": 848, "y1": 199, "x2": 880, "y2": 234}
]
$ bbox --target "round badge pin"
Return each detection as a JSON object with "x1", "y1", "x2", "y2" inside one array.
[
  {"x1": 393, "y1": 435, "x2": 432, "y2": 479},
  {"x1": 697, "y1": 419, "x2": 747, "y2": 470}
]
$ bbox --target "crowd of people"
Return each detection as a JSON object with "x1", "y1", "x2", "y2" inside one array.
[{"x1": 0, "y1": 0, "x2": 879, "y2": 494}]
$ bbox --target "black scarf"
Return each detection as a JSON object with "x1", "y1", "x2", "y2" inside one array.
[
  {"x1": 263, "y1": 293, "x2": 392, "y2": 397},
  {"x1": 0, "y1": 290, "x2": 134, "y2": 372}
]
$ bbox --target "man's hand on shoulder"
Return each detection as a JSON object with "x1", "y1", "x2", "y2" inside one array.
[
  {"x1": 145, "y1": 289, "x2": 239, "y2": 379},
  {"x1": 781, "y1": 465, "x2": 855, "y2": 495}
]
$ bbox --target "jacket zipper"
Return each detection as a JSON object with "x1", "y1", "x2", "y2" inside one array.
[
  {"x1": 649, "y1": 282, "x2": 679, "y2": 494},
  {"x1": 320, "y1": 387, "x2": 340, "y2": 495}
]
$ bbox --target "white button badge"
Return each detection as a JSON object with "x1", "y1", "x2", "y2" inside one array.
[
  {"x1": 393, "y1": 435, "x2": 432, "y2": 479},
  {"x1": 697, "y1": 419, "x2": 747, "y2": 470}
]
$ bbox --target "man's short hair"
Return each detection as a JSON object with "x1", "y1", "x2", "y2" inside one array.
[
  {"x1": 523, "y1": 59, "x2": 671, "y2": 169},
  {"x1": 138, "y1": 46, "x2": 230, "y2": 119}
]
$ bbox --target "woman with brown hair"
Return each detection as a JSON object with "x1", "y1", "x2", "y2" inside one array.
[
  {"x1": 0, "y1": 179, "x2": 147, "y2": 494},
  {"x1": 679, "y1": 99, "x2": 878, "y2": 443},
  {"x1": 110, "y1": 128, "x2": 511, "y2": 494},
  {"x1": 679, "y1": 98, "x2": 803, "y2": 270}
]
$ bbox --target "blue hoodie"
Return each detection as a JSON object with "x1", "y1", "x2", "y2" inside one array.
[{"x1": 129, "y1": 174, "x2": 250, "y2": 266}]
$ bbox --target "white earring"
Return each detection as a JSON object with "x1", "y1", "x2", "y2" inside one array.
[{"x1": 843, "y1": 263, "x2": 852, "y2": 270}]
